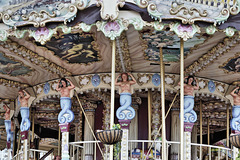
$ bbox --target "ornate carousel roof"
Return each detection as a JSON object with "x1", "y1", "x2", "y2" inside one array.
[{"x1": 0, "y1": 0, "x2": 240, "y2": 149}]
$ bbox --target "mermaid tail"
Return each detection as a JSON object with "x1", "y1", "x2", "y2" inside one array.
[
  {"x1": 20, "y1": 107, "x2": 31, "y2": 132},
  {"x1": 4, "y1": 120, "x2": 11, "y2": 142},
  {"x1": 230, "y1": 105, "x2": 240, "y2": 131},
  {"x1": 181, "y1": 96, "x2": 197, "y2": 123},
  {"x1": 58, "y1": 97, "x2": 74, "y2": 124},
  {"x1": 116, "y1": 93, "x2": 135, "y2": 120}
]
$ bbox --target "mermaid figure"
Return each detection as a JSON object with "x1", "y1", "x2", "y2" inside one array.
[
  {"x1": 56, "y1": 78, "x2": 75, "y2": 124},
  {"x1": 3, "y1": 104, "x2": 13, "y2": 148},
  {"x1": 18, "y1": 90, "x2": 31, "y2": 132},
  {"x1": 179, "y1": 75, "x2": 199, "y2": 123},
  {"x1": 230, "y1": 87, "x2": 240, "y2": 132},
  {"x1": 115, "y1": 73, "x2": 136, "y2": 120}
]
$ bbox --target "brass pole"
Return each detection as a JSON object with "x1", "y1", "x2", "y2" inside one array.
[
  {"x1": 200, "y1": 100, "x2": 203, "y2": 160},
  {"x1": 148, "y1": 90, "x2": 152, "y2": 142},
  {"x1": 207, "y1": 117, "x2": 210, "y2": 145},
  {"x1": 58, "y1": 127, "x2": 61, "y2": 156},
  {"x1": 227, "y1": 105, "x2": 229, "y2": 147},
  {"x1": 180, "y1": 38, "x2": 184, "y2": 160},
  {"x1": 31, "y1": 109, "x2": 35, "y2": 142},
  {"x1": 207, "y1": 117, "x2": 210, "y2": 159},
  {"x1": 160, "y1": 47, "x2": 167, "y2": 160},
  {"x1": 110, "y1": 40, "x2": 116, "y2": 160}
]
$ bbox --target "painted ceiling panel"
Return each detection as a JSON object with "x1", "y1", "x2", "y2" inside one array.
[{"x1": 36, "y1": 33, "x2": 101, "y2": 65}]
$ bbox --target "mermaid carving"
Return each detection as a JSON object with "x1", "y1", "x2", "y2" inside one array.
[
  {"x1": 115, "y1": 73, "x2": 136, "y2": 120},
  {"x1": 230, "y1": 87, "x2": 240, "y2": 132},
  {"x1": 179, "y1": 75, "x2": 199, "y2": 123},
  {"x1": 3, "y1": 104, "x2": 14, "y2": 149},
  {"x1": 56, "y1": 78, "x2": 75, "y2": 124},
  {"x1": 18, "y1": 89, "x2": 31, "y2": 132}
]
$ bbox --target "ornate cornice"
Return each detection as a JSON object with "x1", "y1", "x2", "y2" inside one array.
[
  {"x1": 0, "y1": 0, "x2": 92, "y2": 28},
  {"x1": 0, "y1": 40, "x2": 72, "y2": 76},
  {"x1": 134, "y1": 0, "x2": 240, "y2": 25},
  {"x1": 185, "y1": 34, "x2": 240, "y2": 74}
]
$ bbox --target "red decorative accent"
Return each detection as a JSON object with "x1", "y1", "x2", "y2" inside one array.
[
  {"x1": 59, "y1": 123, "x2": 70, "y2": 132},
  {"x1": 184, "y1": 122, "x2": 194, "y2": 132},
  {"x1": 21, "y1": 131, "x2": 29, "y2": 140},
  {"x1": 119, "y1": 120, "x2": 131, "y2": 129},
  {"x1": 232, "y1": 130, "x2": 240, "y2": 134},
  {"x1": 7, "y1": 141, "x2": 11, "y2": 149}
]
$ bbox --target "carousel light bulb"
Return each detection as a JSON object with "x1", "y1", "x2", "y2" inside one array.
[
  {"x1": 145, "y1": 88, "x2": 148, "y2": 91},
  {"x1": 158, "y1": 88, "x2": 160, "y2": 91},
  {"x1": 152, "y1": 87, "x2": 154, "y2": 91},
  {"x1": 92, "y1": 88, "x2": 95, "y2": 92},
  {"x1": 98, "y1": 88, "x2": 101, "y2": 91},
  {"x1": 104, "y1": 88, "x2": 107, "y2": 92}
]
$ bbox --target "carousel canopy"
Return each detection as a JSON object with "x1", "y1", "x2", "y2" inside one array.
[{"x1": 0, "y1": 0, "x2": 239, "y2": 147}]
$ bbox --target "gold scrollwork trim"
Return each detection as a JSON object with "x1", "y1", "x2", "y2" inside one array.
[
  {"x1": 137, "y1": 73, "x2": 151, "y2": 86},
  {"x1": 0, "y1": 78, "x2": 29, "y2": 89},
  {"x1": 79, "y1": 75, "x2": 91, "y2": 88}
]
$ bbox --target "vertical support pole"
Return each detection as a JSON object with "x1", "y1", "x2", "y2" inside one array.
[
  {"x1": 119, "y1": 120, "x2": 131, "y2": 160},
  {"x1": 23, "y1": 138, "x2": 28, "y2": 160},
  {"x1": 148, "y1": 90, "x2": 152, "y2": 142},
  {"x1": 227, "y1": 105, "x2": 229, "y2": 147},
  {"x1": 207, "y1": 117, "x2": 210, "y2": 159},
  {"x1": 110, "y1": 40, "x2": 116, "y2": 160},
  {"x1": 31, "y1": 109, "x2": 35, "y2": 142},
  {"x1": 160, "y1": 47, "x2": 167, "y2": 160},
  {"x1": 207, "y1": 117, "x2": 210, "y2": 145},
  {"x1": 180, "y1": 38, "x2": 184, "y2": 160},
  {"x1": 58, "y1": 127, "x2": 61, "y2": 156},
  {"x1": 200, "y1": 100, "x2": 203, "y2": 160}
]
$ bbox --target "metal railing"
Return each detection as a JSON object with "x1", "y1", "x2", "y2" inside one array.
[
  {"x1": 12, "y1": 149, "x2": 53, "y2": 160},
  {"x1": 69, "y1": 140, "x2": 112, "y2": 160}
]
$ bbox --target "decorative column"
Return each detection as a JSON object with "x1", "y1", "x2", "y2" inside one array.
[
  {"x1": 83, "y1": 102, "x2": 97, "y2": 160},
  {"x1": 117, "y1": 93, "x2": 136, "y2": 160},
  {"x1": 128, "y1": 97, "x2": 141, "y2": 149},
  {"x1": 58, "y1": 97, "x2": 75, "y2": 160},
  {"x1": 170, "y1": 108, "x2": 180, "y2": 160},
  {"x1": 182, "y1": 96, "x2": 197, "y2": 160},
  {"x1": 20, "y1": 107, "x2": 31, "y2": 160},
  {"x1": 191, "y1": 125, "x2": 197, "y2": 160}
]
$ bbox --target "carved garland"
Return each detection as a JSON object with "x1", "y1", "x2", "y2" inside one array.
[
  {"x1": 0, "y1": 40, "x2": 72, "y2": 76},
  {"x1": 0, "y1": 51, "x2": 35, "y2": 77},
  {"x1": 0, "y1": 78, "x2": 28, "y2": 89},
  {"x1": 115, "y1": 31, "x2": 132, "y2": 72},
  {"x1": 185, "y1": 34, "x2": 240, "y2": 74}
]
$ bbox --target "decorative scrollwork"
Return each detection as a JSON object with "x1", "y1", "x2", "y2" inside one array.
[
  {"x1": 96, "y1": 0, "x2": 125, "y2": 21},
  {"x1": 134, "y1": 0, "x2": 149, "y2": 8},
  {"x1": 2, "y1": 5, "x2": 77, "y2": 28}
]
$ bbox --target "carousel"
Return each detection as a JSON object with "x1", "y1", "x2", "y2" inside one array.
[{"x1": 0, "y1": 0, "x2": 240, "y2": 160}]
